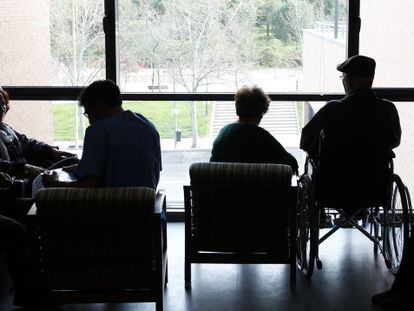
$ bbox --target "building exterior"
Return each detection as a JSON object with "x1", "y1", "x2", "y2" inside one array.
[
  {"x1": 303, "y1": 0, "x2": 414, "y2": 193},
  {"x1": 0, "y1": 0, "x2": 53, "y2": 143}
]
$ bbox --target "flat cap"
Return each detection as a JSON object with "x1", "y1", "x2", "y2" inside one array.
[{"x1": 337, "y1": 55, "x2": 376, "y2": 77}]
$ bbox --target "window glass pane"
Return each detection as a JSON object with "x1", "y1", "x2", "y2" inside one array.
[
  {"x1": 125, "y1": 100, "x2": 303, "y2": 207},
  {"x1": 127, "y1": 101, "x2": 213, "y2": 206},
  {"x1": 302, "y1": 101, "x2": 414, "y2": 195},
  {"x1": 360, "y1": 1, "x2": 414, "y2": 87},
  {"x1": 5, "y1": 100, "x2": 85, "y2": 153},
  {"x1": 9, "y1": 99, "x2": 411, "y2": 208},
  {"x1": 394, "y1": 103, "x2": 414, "y2": 195},
  {"x1": 6, "y1": 98, "x2": 304, "y2": 208},
  {"x1": 0, "y1": 0, "x2": 105, "y2": 87},
  {"x1": 118, "y1": 0, "x2": 348, "y2": 93}
]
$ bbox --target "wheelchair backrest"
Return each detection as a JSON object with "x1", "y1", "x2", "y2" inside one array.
[{"x1": 315, "y1": 130, "x2": 392, "y2": 208}]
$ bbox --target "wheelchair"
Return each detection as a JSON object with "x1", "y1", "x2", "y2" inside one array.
[{"x1": 297, "y1": 135, "x2": 413, "y2": 278}]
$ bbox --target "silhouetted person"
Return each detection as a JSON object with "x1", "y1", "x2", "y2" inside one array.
[
  {"x1": 0, "y1": 215, "x2": 33, "y2": 307},
  {"x1": 210, "y1": 85, "x2": 298, "y2": 172},
  {"x1": 300, "y1": 55, "x2": 401, "y2": 215},
  {"x1": 371, "y1": 236, "x2": 414, "y2": 310},
  {"x1": 42, "y1": 80, "x2": 162, "y2": 190},
  {"x1": 0, "y1": 87, "x2": 77, "y2": 184}
]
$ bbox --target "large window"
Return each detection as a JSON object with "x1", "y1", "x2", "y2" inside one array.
[
  {"x1": 118, "y1": 0, "x2": 348, "y2": 93},
  {"x1": 393, "y1": 103, "x2": 414, "y2": 194},
  {"x1": 2, "y1": 1, "x2": 414, "y2": 209}
]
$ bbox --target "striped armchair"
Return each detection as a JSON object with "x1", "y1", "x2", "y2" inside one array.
[
  {"x1": 27, "y1": 187, "x2": 167, "y2": 311},
  {"x1": 184, "y1": 162, "x2": 297, "y2": 289}
]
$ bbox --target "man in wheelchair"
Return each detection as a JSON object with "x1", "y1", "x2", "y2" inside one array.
[
  {"x1": 296, "y1": 55, "x2": 411, "y2": 280},
  {"x1": 301, "y1": 55, "x2": 401, "y2": 219}
]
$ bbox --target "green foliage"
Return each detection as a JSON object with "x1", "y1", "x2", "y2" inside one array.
[
  {"x1": 151, "y1": 0, "x2": 165, "y2": 13},
  {"x1": 308, "y1": 0, "x2": 347, "y2": 20},
  {"x1": 255, "y1": 33, "x2": 300, "y2": 67},
  {"x1": 124, "y1": 101, "x2": 212, "y2": 138},
  {"x1": 53, "y1": 103, "x2": 77, "y2": 141},
  {"x1": 270, "y1": 0, "x2": 315, "y2": 43},
  {"x1": 52, "y1": 102, "x2": 212, "y2": 141},
  {"x1": 50, "y1": 0, "x2": 105, "y2": 85}
]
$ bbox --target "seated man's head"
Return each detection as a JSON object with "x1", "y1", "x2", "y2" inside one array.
[
  {"x1": 0, "y1": 87, "x2": 10, "y2": 122},
  {"x1": 235, "y1": 85, "x2": 270, "y2": 125},
  {"x1": 80, "y1": 80, "x2": 123, "y2": 124},
  {"x1": 337, "y1": 55, "x2": 376, "y2": 94}
]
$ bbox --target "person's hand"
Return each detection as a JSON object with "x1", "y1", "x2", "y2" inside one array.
[
  {"x1": 24, "y1": 164, "x2": 45, "y2": 179},
  {"x1": 62, "y1": 164, "x2": 77, "y2": 173},
  {"x1": 50, "y1": 148, "x2": 77, "y2": 161},
  {"x1": 42, "y1": 171, "x2": 60, "y2": 188}
]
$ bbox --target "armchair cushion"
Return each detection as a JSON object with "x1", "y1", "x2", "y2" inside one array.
[
  {"x1": 190, "y1": 162, "x2": 293, "y2": 187},
  {"x1": 31, "y1": 187, "x2": 162, "y2": 290},
  {"x1": 35, "y1": 187, "x2": 155, "y2": 213}
]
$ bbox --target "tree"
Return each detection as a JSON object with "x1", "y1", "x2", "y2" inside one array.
[
  {"x1": 119, "y1": 0, "x2": 259, "y2": 147},
  {"x1": 50, "y1": 0, "x2": 105, "y2": 85},
  {"x1": 257, "y1": 0, "x2": 283, "y2": 39},
  {"x1": 118, "y1": 0, "x2": 170, "y2": 89},
  {"x1": 50, "y1": 0, "x2": 105, "y2": 146},
  {"x1": 160, "y1": 0, "x2": 258, "y2": 147},
  {"x1": 270, "y1": 0, "x2": 314, "y2": 44}
]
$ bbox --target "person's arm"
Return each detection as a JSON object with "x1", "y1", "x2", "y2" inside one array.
[
  {"x1": 42, "y1": 171, "x2": 101, "y2": 188},
  {"x1": 389, "y1": 104, "x2": 402, "y2": 149},
  {"x1": 73, "y1": 125, "x2": 108, "y2": 184},
  {"x1": 300, "y1": 104, "x2": 329, "y2": 157},
  {"x1": 15, "y1": 130, "x2": 55, "y2": 159},
  {"x1": 42, "y1": 125, "x2": 108, "y2": 188},
  {"x1": 156, "y1": 131, "x2": 162, "y2": 172},
  {"x1": 268, "y1": 135, "x2": 299, "y2": 174},
  {"x1": 0, "y1": 159, "x2": 25, "y2": 175}
]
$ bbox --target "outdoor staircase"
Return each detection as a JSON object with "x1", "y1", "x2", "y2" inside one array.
[{"x1": 211, "y1": 101, "x2": 300, "y2": 139}]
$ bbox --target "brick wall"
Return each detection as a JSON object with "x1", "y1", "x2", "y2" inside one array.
[{"x1": 0, "y1": 0, "x2": 53, "y2": 143}]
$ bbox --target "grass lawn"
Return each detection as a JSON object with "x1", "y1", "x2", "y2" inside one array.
[{"x1": 53, "y1": 101, "x2": 212, "y2": 141}]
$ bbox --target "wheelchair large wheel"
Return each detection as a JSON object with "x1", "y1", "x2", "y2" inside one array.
[
  {"x1": 297, "y1": 174, "x2": 319, "y2": 278},
  {"x1": 383, "y1": 174, "x2": 411, "y2": 274}
]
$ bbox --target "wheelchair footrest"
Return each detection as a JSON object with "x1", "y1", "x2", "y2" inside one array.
[
  {"x1": 320, "y1": 215, "x2": 334, "y2": 228},
  {"x1": 333, "y1": 217, "x2": 354, "y2": 228}
]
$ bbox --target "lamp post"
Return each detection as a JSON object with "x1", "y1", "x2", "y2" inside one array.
[{"x1": 334, "y1": 0, "x2": 339, "y2": 39}]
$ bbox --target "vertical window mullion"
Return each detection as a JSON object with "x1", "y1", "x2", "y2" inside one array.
[
  {"x1": 347, "y1": 0, "x2": 360, "y2": 57},
  {"x1": 104, "y1": 0, "x2": 119, "y2": 84}
]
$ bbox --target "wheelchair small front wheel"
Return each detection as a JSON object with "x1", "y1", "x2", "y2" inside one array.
[{"x1": 316, "y1": 258, "x2": 323, "y2": 270}]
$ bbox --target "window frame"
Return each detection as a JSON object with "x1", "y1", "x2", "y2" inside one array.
[
  {"x1": 4, "y1": 0, "x2": 414, "y2": 102},
  {"x1": 3, "y1": 0, "x2": 414, "y2": 217}
]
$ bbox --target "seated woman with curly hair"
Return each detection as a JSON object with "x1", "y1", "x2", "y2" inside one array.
[{"x1": 210, "y1": 85, "x2": 298, "y2": 173}]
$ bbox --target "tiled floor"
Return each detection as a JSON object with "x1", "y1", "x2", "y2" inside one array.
[{"x1": 0, "y1": 223, "x2": 393, "y2": 311}]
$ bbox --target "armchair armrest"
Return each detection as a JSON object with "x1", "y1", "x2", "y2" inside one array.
[
  {"x1": 26, "y1": 203, "x2": 38, "y2": 225},
  {"x1": 1, "y1": 178, "x2": 28, "y2": 198},
  {"x1": 154, "y1": 192, "x2": 166, "y2": 214}
]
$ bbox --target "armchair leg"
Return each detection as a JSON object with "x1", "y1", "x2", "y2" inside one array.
[
  {"x1": 185, "y1": 260, "x2": 191, "y2": 288},
  {"x1": 290, "y1": 262, "x2": 296, "y2": 291},
  {"x1": 156, "y1": 301, "x2": 163, "y2": 311},
  {"x1": 165, "y1": 259, "x2": 169, "y2": 286}
]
